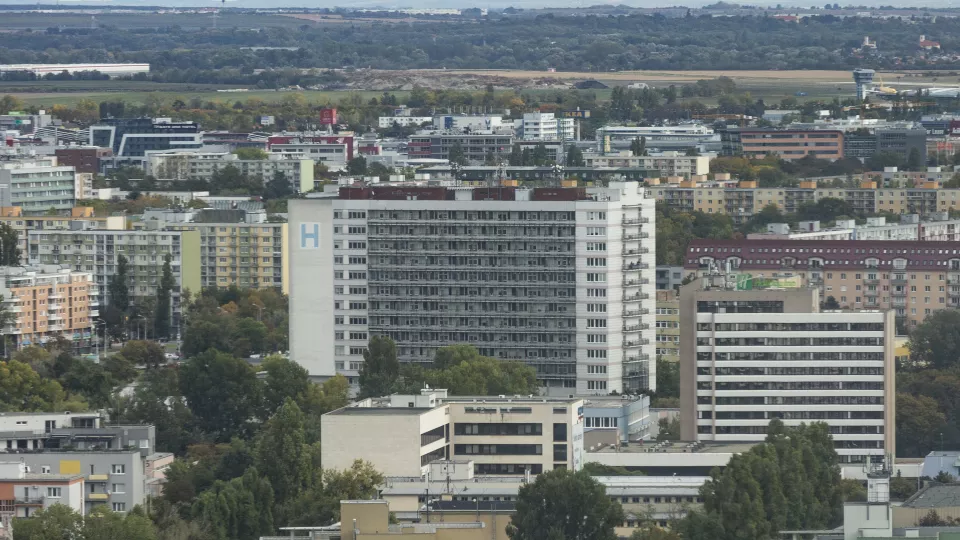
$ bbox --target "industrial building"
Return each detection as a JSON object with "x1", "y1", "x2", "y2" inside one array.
[
  {"x1": 678, "y1": 277, "x2": 895, "y2": 465},
  {"x1": 289, "y1": 183, "x2": 657, "y2": 394}
]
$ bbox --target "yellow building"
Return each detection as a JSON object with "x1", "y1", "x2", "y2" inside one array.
[
  {"x1": 0, "y1": 207, "x2": 126, "y2": 263},
  {"x1": 655, "y1": 290, "x2": 680, "y2": 361}
]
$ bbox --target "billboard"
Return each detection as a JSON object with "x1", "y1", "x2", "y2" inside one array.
[
  {"x1": 319, "y1": 108, "x2": 337, "y2": 125},
  {"x1": 259, "y1": 115, "x2": 275, "y2": 126},
  {"x1": 562, "y1": 110, "x2": 591, "y2": 119},
  {"x1": 733, "y1": 273, "x2": 802, "y2": 290}
]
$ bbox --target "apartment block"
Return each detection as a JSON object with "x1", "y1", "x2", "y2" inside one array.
[
  {"x1": 145, "y1": 151, "x2": 314, "y2": 192},
  {"x1": 12, "y1": 450, "x2": 143, "y2": 514},
  {"x1": 55, "y1": 147, "x2": 113, "y2": 174},
  {"x1": 141, "y1": 208, "x2": 288, "y2": 293},
  {"x1": 651, "y1": 180, "x2": 960, "y2": 224},
  {"x1": 0, "y1": 157, "x2": 76, "y2": 211},
  {"x1": 656, "y1": 265, "x2": 685, "y2": 291},
  {"x1": 678, "y1": 278, "x2": 895, "y2": 464},
  {"x1": 27, "y1": 229, "x2": 201, "y2": 328},
  {"x1": 0, "y1": 266, "x2": 96, "y2": 351},
  {"x1": 0, "y1": 206, "x2": 126, "y2": 262},
  {"x1": 655, "y1": 290, "x2": 680, "y2": 361},
  {"x1": 421, "y1": 165, "x2": 658, "y2": 185},
  {"x1": 0, "y1": 411, "x2": 153, "y2": 458},
  {"x1": 751, "y1": 215, "x2": 960, "y2": 242},
  {"x1": 684, "y1": 238, "x2": 960, "y2": 327},
  {"x1": 0, "y1": 461, "x2": 84, "y2": 534},
  {"x1": 289, "y1": 183, "x2": 657, "y2": 394},
  {"x1": 321, "y1": 389, "x2": 584, "y2": 477},
  {"x1": 721, "y1": 128, "x2": 844, "y2": 160},
  {"x1": 583, "y1": 151, "x2": 710, "y2": 178}
]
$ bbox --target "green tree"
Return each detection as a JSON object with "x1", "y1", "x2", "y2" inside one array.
[
  {"x1": 630, "y1": 136, "x2": 647, "y2": 156},
  {"x1": 0, "y1": 359, "x2": 86, "y2": 412},
  {"x1": 823, "y1": 295, "x2": 841, "y2": 310},
  {"x1": 191, "y1": 467, "x2": 274, "y2": 540},
  {"x1": 79, "y1": 506, "x2": 158, "y2": 540},
  {"x1": 896, "y1": 393, "x2": 946, "y2": 457},
  {"x1": 183, "y1": 319, "x2": 231, "y2": 357},
  {"x1": 180, "y1": 350, "x2": 262, "y2": 441},
  {"x1": 630, "y1": 527, "x2": 681, "y2": 540},
  {"x1": 264, "y1": 170, "x2": 293, "y2": 200},
  {"x1": 656, "y1": 417, "x2": 681, "y2": 441},
  {"x1": 566, "y1": 144, "x2": 585, "y2": 167},
  {"x1": 346, "y1": 156, "x2": 368, "y2": 176},
  {"x1": 838, "y1": 479, "x2": 867, "y2": 502},
  {"x1": 448, "y1": 140, "x2": 467, "y2": 166},
  {"x1": 906, "y1": 147, "x2": 924, "y2": 171},
  {"x1": 655, "y1": 357, "x2": 679, "y2": 399},
  {"x1": 282, "y1": 460, "x2": 384, "y2": 527},
  {"x1": 126, "y1": 368, "x2": 198, "y2": 454},
  {"x1": 116, "y1": 340, "x2": 166, "y2": 369},
  {"x1": 255, "y1": 399, "x2": 313, "y2": 506},
  {"x1": 908, "y1": 309, "x2": 960, "y2": 370},
  {"x1": 109, "y1": 254, "x2": 130, "y2": 313},
  {"x1": 891, "y1": 473, "x2": 919, "y2": 500},
  {"x1": 261, "y1": 355, "x2": 311, "y2": 415},
  {"x1": 154, "y1": 254, "x2": 174, "y2": 339},
  {"x1": 233, "y1": 148, "x2": 268, "y2": 160},
  {"x1": 508, "y1": 468, "x2": 624, "y2": 540},
  {"x1": 358, "y1": 336, "x2": 399, "y2": 398},
  {"x1": 0, "y1": 222, "x2": 20, "y2": 265},
  {"x1": 12, "y1": 504, "x2": 82, "y2": 540}
]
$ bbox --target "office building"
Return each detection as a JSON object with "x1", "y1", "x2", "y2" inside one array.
[
  {"x1": 583, "y1": 151, "x2": 710, "y2": 178},
  {"x1": 0, "y1": 266, "x2": 96, "y2": 351},
  {"x1": 432, "y1": 115, "x2": 504, "y2": 131},
  {"x1": 140, "y1": 207, "x2": 288, "y2": 293},
  {"x1": 421, "y1": 165, "x2": 658, "y2": 185},
  {"x1": 378, "y1": 116, "x2": 433, "y2": 128},
  {"x1": 582, "y1": 395, "x2": 653, "y2": 446},
  {"x1": 27, "y1": 229, "x2": 201, "y2": 329},
  {"x1": 684, "y1": 237, "x2": 960, "y2": 327},
  {"x1": 0, "y1": 460, "x2": 84, "y2": 535},
  {"x1": 721, "y1": 128, "x2": 844, "y2": 160},
  {"x1": 844, "y1": 128, "x2": 927, "y2": 161},
  {"x1": 520, "y1": 112, "x2": 575, "y2": 142},
  {"x1": 0, "y1": 157, "x2": 76, "y2": 211},
  {"x1": 321, "y1": 389, "x2": 584, "y2": 477},
  {"x1": 678, "y1": 277, "x2": 895, "y2": 464},
  {"x1": 289, "y1": 183, "x2": 657, "y2": 394},
  {"x1": 0, "y1": 207, "x2": 126, "y2": 263},
  {"x1": 144, "y1": 150, "x2": 314, "y2": 192},
  {"x1": 408, "y1": 132, "x2": 514, "y2": 164},
  {"x1": 595, "y1": 125, "x2": 718, "y2": 154},
  {"x1": 655, "y1": 290, "x2": 680, "y2": 360},
  {"x1": 55, "y1": 147, "x2": 113, "y2": 174},
  {"x1": 91, "y1": 118, "x2": 202, "y2": 170}
]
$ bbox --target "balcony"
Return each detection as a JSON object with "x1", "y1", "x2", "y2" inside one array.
[
  {"x1": 48, "y1": 324, "x2": 65, "y2": 331},
  {"x1": 864, "y1": 278, "x2": 879, "y2": 285},
  {"x1": 47, "y1": 303, "x2": 62, "y2": 311},
  {"x1": 87, "y1": 493, "x2": 109, "y2": 501},
  {"x1": 625, "y1": 354, "x2": 650, "y2": 362},
  {"x1": 891, "y1": 289, "x2": 907, "y2": 297},
  {"x1": 48, "y1": 313, "x2": 64, "y2": 321},
  {"x1": 15, "y1": 497, "x2": 44, "y2": 506},
  {"x1": 88, "y1": 474, "x2": 108, "y2": 482},
  {"x1": 623, "y1": 218, "x2": 640, "y2": 225},
  {"x1": 89, "y1": 310, "x2": 99, "y2": 317},
  {"x1": 890, "y1": 278, "x2": 907, "y2": 286}
]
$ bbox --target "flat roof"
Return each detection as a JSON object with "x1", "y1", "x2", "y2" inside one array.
[
  {"x1": 903, "y1": 483, "x2": 960, "y2": 508},
  {"x1": 591, "y1": 441, "x2": 756, "y2": 454},
  {"x1": 327, "y1": 407, "x2": 433, "y2": 416}
]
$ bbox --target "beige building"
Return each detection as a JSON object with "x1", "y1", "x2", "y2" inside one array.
[
  {"x1": 0, "y1": 266, "x2": 96, "y2": 351},
  {"x1": 0, "y1": 461, "x2": 85, "y2": 539},
  {"x1": 583, "y1": 151, "x2": 711, "y2": 178},
  {"x1": 651, "y1": 179, "x2": 960, "y2": 224},
  {"x1": 0, "y1": 207, "x2": 126, "y2": 263},
  {"x1": 321, "y1": 389, "x2": 584, "y2": 477},
  {"x1": 656, "y1": 290, "x2": 680, "y2": 361},
  {"x1": 678, "y1": 277, "x2": 896, "y2": 465},
  {"x1": 685, "y1": 237, "x2": 960, "y2": 328}
]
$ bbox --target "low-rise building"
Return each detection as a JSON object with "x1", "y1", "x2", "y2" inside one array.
[
  {"x1": 721, "y1": 128, "x2": 844, "y2": 160},
  {"x1": 656, "y1": 266, "x2": 686, "y2": 291},
  {"x1": 408, "y1": 132, "x2": 514, "y2": 163},
  {"x1": 0, "y1": 266, "x2": 96, "y2": 351},
  {"x1": 378, "y1": 116, "x2": 433, "y2": 128},
  {"x1": 0, "y1": 157, "x2": 76, "y2": 211},
  {"x1": 582, "y1": 395, "x2": 652, "y2": 447},
  {"x1": 519, "y1": 112, "x2": 574, "y2": 142},
  {"x1": 28, "y1": 229, "x2": 201, "y2": 329},
  {"x1": 0, "y1": 461, "x2": 84, "y2": 537},
  {"x1": 55, "y1": 147, "x2": 112, "y2": 175},
  {"x1": 145, "y1": 151, "x2": 314, "y2": 193},
  {"x1": 321, "y1": 389, "x2": 584, "y2": 478}
]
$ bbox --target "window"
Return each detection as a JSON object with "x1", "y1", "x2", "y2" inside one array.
[
  {"x1": 587, "y1": 350, "x2": 607, "y2": 359},
  {"x1": 348, "y1": 241, "x2": 366, "y2": 249},
  {"x1": 111, "y1": 464, "x2": 125, "y2": 474},
  {"x1": 586, "y1": 273, "x2": 606, "y2": 282},
  {"x1": 587, "y1": 319, "x2": 606, "y2": 328},
  {"x1": 348, "y1": 211, "x2": 366, "y2": 219},
  {"x1": 586, "y1": 242, "x2": 606, "y2": 251},
  {"x1": 586, "y1": 227, "x2": 606, "y2": 236},
  {"x1": 347, "y1": 226, "x2": 366, "y2": 234},
  {"x1": 586, "y1": 258, "x2": 606, "y2": 267},
  {"x1": 112, "y1": 483, "x2": 126, "y2": 494},
  {"x1": 587, "y1": 334, "x2": 607, "y2": 343},
  {"x1": 587, "y1": 211, "x2": 606, "y2": 220},
  {"x1": 41, "y1": 466, "x2": 50, "y2": 474},
  {"x1": 349, "y1": 317, "x2": 368, "y2": 325},
  {"x1": 112, "y1": 503, "x2": 126, "y2": 512},
  {"x1": 348, "y1": 256, "x2": 367, "y2": 264},
  {"x1": 348, "y1": 271, "x2": 367, "y2": 279},
  {"x1": 46, "y1": 487, "x2": 62, "y2": 498},
  {"x1": 586, "y1": 303, "x2": 606, "y2": 313},
  {"x1": 553, "y1": 423, "x2": 568, "y2": 442},
  {"x1": 349, "y1": 302, "x2": 368, "y2": 309},
  {"x1": 587, "y1": 381, "x2": 607, "y2": 390},
  {"x1": 349, "y1": 332, "x2": 368, "y2": 340},
  {"x1": 586, "y1": 289, "x2": 606, "y2": 298}
]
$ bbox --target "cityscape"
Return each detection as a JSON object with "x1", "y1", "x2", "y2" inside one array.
[{"x1": 5, "y1": 4, "x2": 960, "y2": 540}]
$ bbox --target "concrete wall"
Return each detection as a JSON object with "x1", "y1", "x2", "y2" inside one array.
[{"x1": 321, "y1": 412, "x2": 432, "y2": 477}]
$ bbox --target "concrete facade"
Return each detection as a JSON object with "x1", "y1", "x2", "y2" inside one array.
[
  {"x1": 0, "y1": 158, "x2": 76, "y2": 211},
  {"x1": 0, "y1": 266, "x2": 96, "y2": 350},
  {"x1": 289, "y1": 183, "x2": 656, "y2": 394}
]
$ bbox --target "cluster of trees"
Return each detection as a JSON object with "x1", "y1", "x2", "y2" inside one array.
[
  {"x1": 100, "y1": 253, "x2": 176, "y2": 342},
  {"x1": 679, "y1": 420, "x2": 847, "y2": 540},
  {"x1": 180, "y1": 287, "x2": 289, "y2": 359},
  {"x1": 100, "y1": 163, "x2": 295, "y2": 201},
  {"x1": 14, "y1": 505, "x2": 157, "y2": 540},
  {"x1": 358, "y1": 338, "x2": 540, "y2": 398},
  {"x1": 5, "y1": 13, "x2": 960, "y2": 73}
]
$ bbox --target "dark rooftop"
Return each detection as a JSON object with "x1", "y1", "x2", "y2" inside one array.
[
  {"x1": 327, "y1": 407, "x2": 434, "y2": 416},
  {"x1": 903, "y1": 483, "x2": 960, "y2": 508}
]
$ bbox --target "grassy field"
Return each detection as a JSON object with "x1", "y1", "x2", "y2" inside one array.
[
  {"x1": 8, "y1": 89, "x2": 405, "y2": 108},
  {"x1": 0, "y1": 12, "x2": 315, "y2": 30}
]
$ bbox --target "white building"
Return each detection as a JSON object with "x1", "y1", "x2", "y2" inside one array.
[
  {"x1": 0, "y1": 157, "x2": 76, "y2": 211},
  {"x1": 321, "y1": 389, "x2": 584, "y2": 477},
  {"x1": 432, "y1": 115, "x2": 504, "y2": 132},
  {"x1": 679, "y1": 277, "x2": 896, "y2": 465},
  {"x1": 289, "y1": 182, "x2": 657, "y2": 395},
  {"x1": 270, "y1": 142, "x2": 349, "y2": 172},
  {"x1": 595, "y1": 125, "x2": 718, "y2": 153},
  {"x1": 378, "y1": 116, "x2": 433, "y2": 129},
  {"x1": 520, "y1": 112, "x2": 575, "y2": 142},
  {"x1": 583, "y1": 151, "x2": 711, "y2": 178},
  {"x1": 748, "y1": 214, "x2": 960, "y2": 242},
  {"x1": 144, "y1": 150, "x2": 314, "y2": 192}
]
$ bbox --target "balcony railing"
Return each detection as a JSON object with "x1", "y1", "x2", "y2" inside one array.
[{"x1": 420, "y1": 433, "x2": 444, "y2": 446}]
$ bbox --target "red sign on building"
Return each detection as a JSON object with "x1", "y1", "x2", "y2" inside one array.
[{"x1": 320, "y1": 108, "x2": 338, "y2": 125}]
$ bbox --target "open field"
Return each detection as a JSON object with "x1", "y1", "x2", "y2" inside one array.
[
  {"x1": 8, "y1": 89, "x2": 403, "y2": 108},
  {"x1": 0, "y1": 12, "x2": 311, "y2": 30}
]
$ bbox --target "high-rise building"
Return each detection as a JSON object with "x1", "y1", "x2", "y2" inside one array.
[
  {"x1": 678, "y1": 277, "x2": 895, "y2": 465},
  {"x1": 289, "y1": 183, "x2": 657, "y2": 394},
  {"x1": 27, "y1": 229, "x2": 201, "y2": 330}
]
